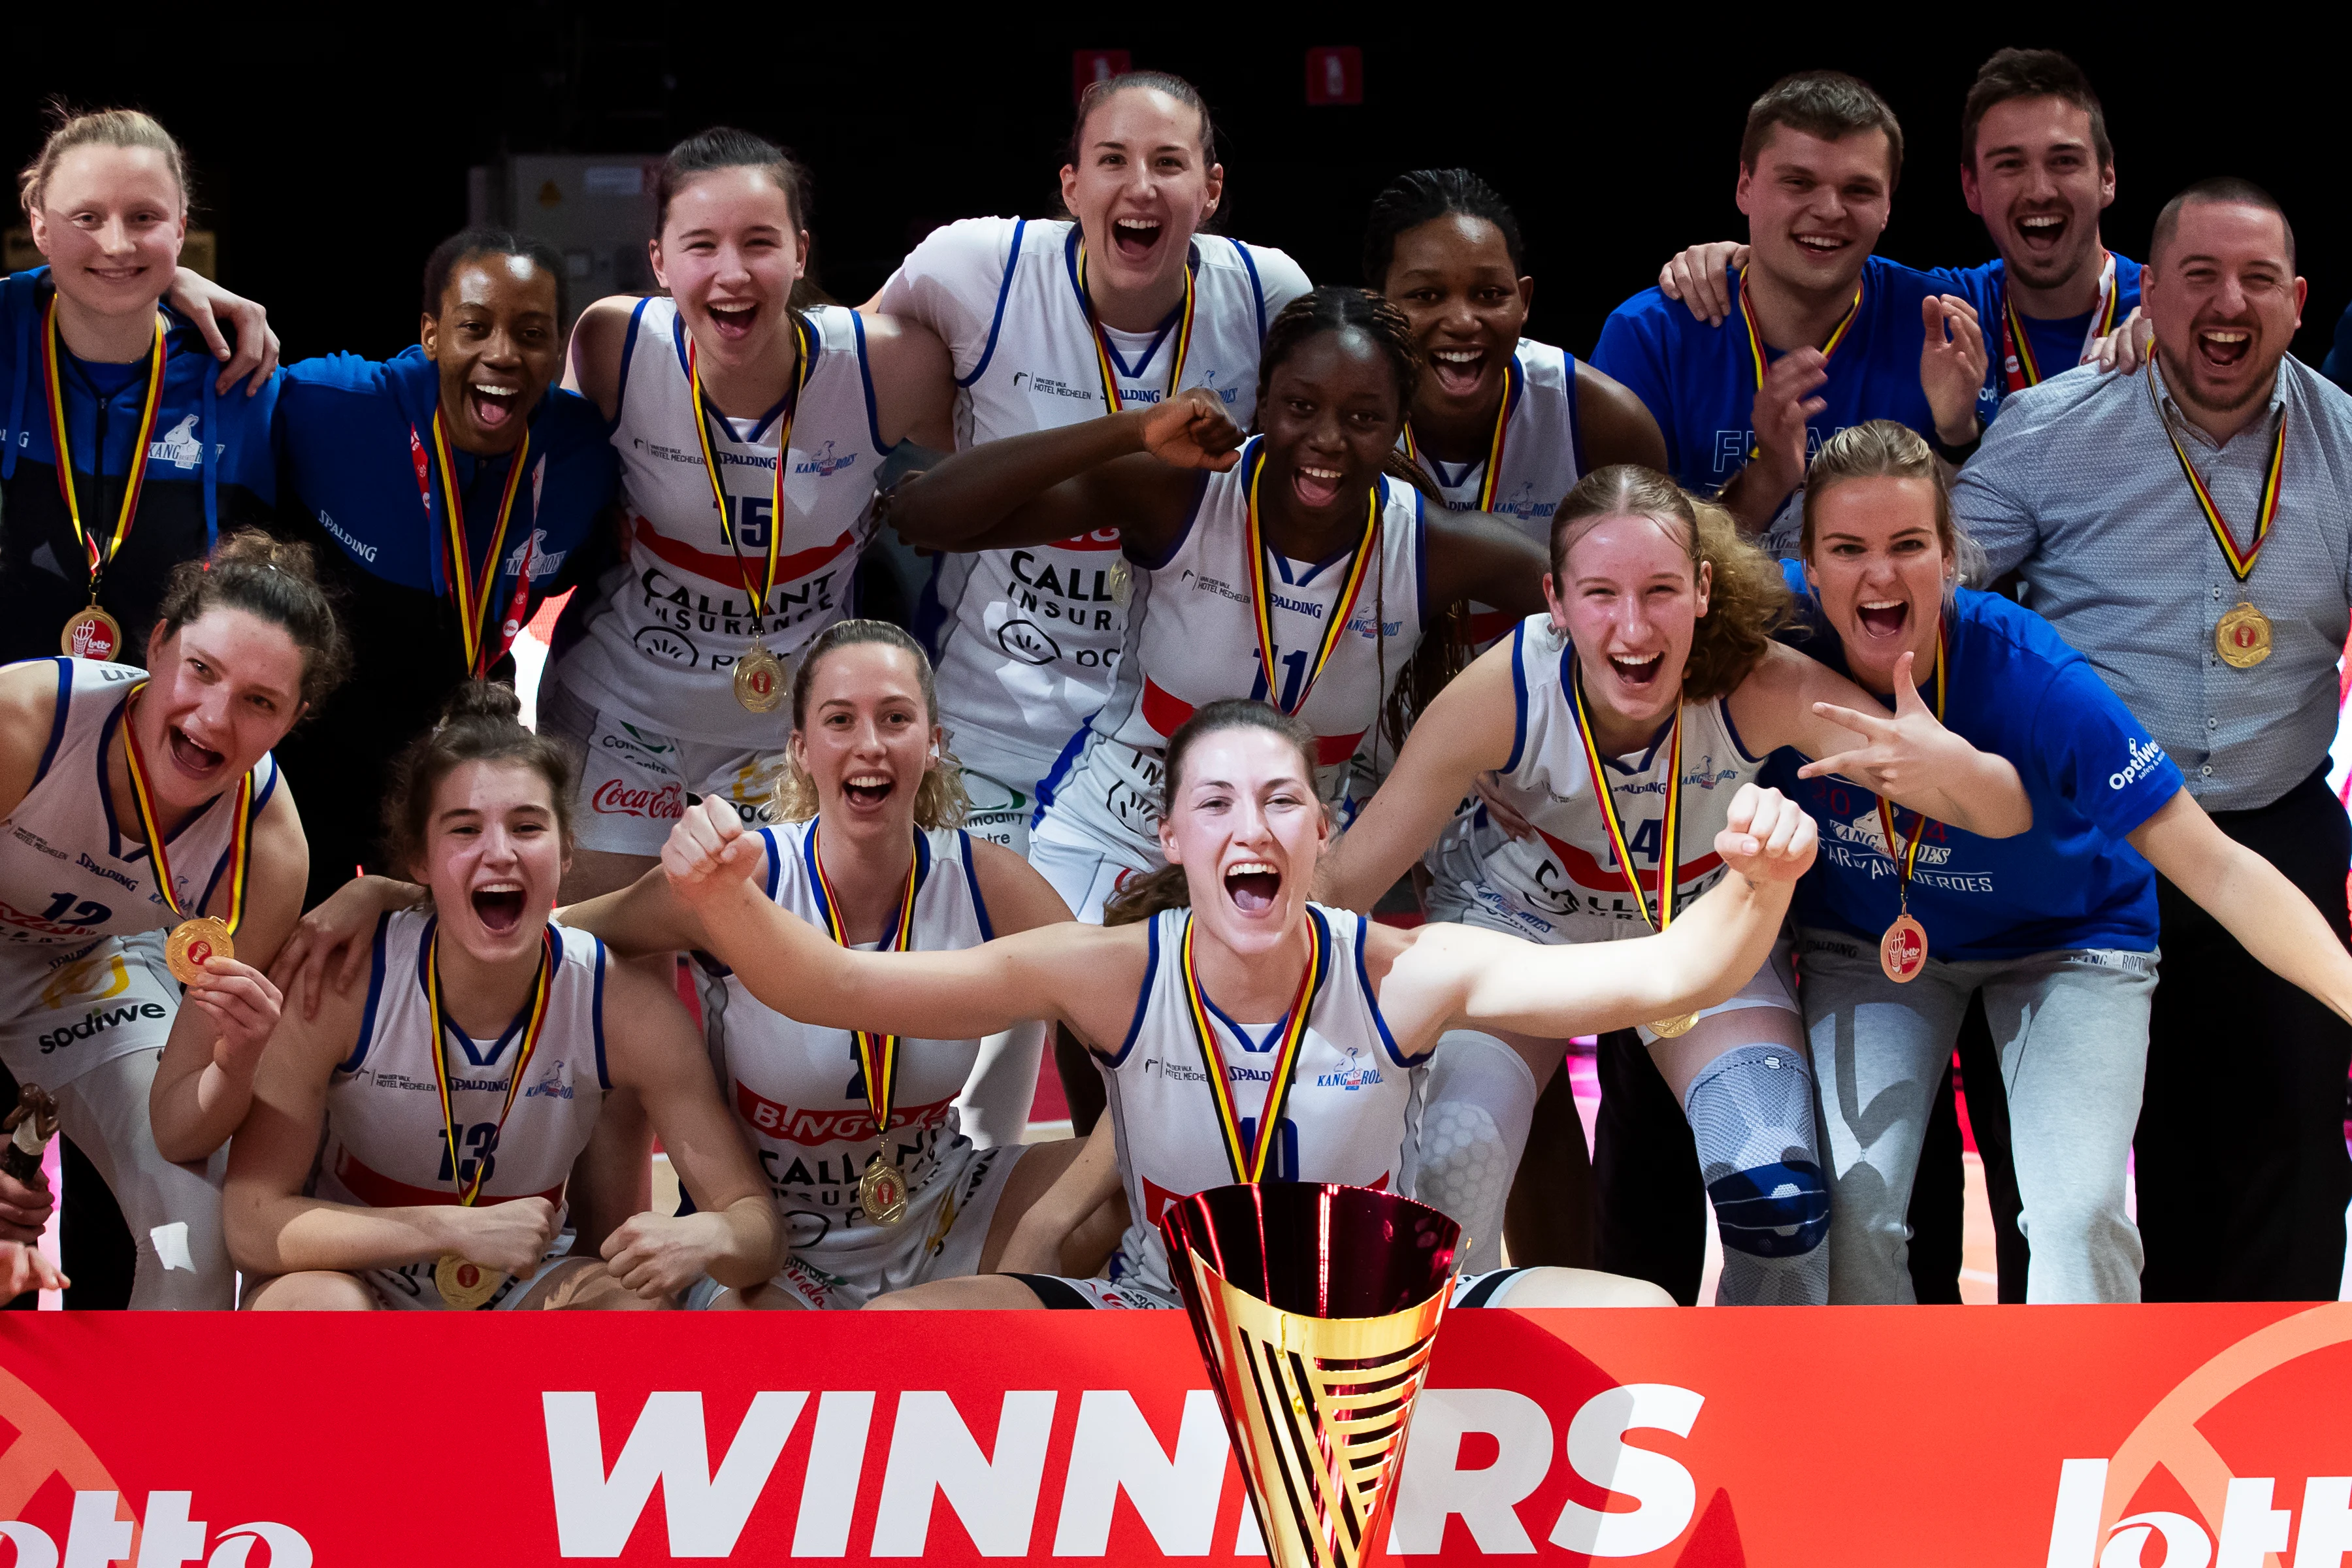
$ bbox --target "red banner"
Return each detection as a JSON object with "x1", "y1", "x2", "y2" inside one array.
[{"x1": 4, "y1": 1303, "x2": 2351, "y2": 1565}]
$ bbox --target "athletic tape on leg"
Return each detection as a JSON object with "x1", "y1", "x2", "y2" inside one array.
[
  {"x1": 1683, "y1": 1042, "x2": 1829, "y2": 1305},
  {"x1": 1409, "y1": 1030, "x2": 1537, "y2": 1274}
]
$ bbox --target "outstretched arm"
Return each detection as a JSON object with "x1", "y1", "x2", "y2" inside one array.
[
  {"x1": 662, "y1": 799, "x2": 1119, "y2": 1041},
  {"x1": 2129, "y1": 792, "x2": 2352, "y2": 1024},
  {"x1": 886, "y1": 389, "x2": 1239, "y2": 555},
  {"x1": 1737, "y1": 644, "x2": 2033, "y2": 838},
  {"x1": 1397, "y1": 783, "x2": 1814, "y2": 1039}
]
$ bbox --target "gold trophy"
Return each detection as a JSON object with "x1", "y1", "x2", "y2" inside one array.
[{"x1": 1160, "y1": 1183, "x2": 1463, "y2": 1568}]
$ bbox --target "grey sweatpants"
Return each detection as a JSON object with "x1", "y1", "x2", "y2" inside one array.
[{"x1": 1798, "y1": 928, "x2": 2157, "y2": 1304}]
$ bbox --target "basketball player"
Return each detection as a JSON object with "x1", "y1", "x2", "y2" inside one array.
[
  {"x1": 1319, "y1": 465, "x2": 2029, "y2": 1302},
  {"x1": 0, "y1": 532, "x2": 343, "y2": 1307},
  {"x1": 223, "y1": 683, "x2": 783, "y2": 1310},
  {"x1": 542, "y1": 127, "x2": 955, "y2": 905},
  {"x1": 867, "y1": 71, "x2": 1313, "y2": 858},
  {"x1": 664, "y1": 698, "x2": 1821, "y2": 1309}
]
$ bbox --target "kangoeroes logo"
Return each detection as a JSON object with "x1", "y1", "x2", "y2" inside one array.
[
  {"x1": 0, "y1": 1363, "x2": 312, "y2": 1564},
  {"x1": 591, "y1": 780, "x2": 684, "y2": 820}
]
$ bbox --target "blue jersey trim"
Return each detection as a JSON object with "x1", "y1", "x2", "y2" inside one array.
[
  {"x1": 960, "y1": 218, "x2": 1027, "y2": 389},
  {"x1": 1718, "y1": 693, "x2": 1765, "y2": 767},
  {"x1": 589, "y1": 934, "x2": 612, "y2": 1092},
  {"x1": 1412, "y1": 487, "x2": 1431, "y2": 633},
  {"x1": 1503, "y1": 622, "x2": 1531, "y2": 775},
  {"x1": 1353, "y1": 910, "x2": 1414, "y2": 1068},
  {"x1": 612, "y1": 297, "x2": 652, "y2": 434},
  {"x1": 1103, "y1": 910, "x2": 1162, "y2": 1067},
  {"x1": 1232, "y1": 238, "x2": 1269, "y2": 342},
  {"x1": 342, "y1": 909, "x2": 397, "y2": 1075},
  {"x1": 850, "y1": 310, "x2": 888, "y2": 454},
  {"x1": 957, "y1": 830, "x2": 996, "y2": 942},
  {"x1": 1563, "y1": 352, "x2": 1587, "y2": 476},
  {"x1": 33, "y1": 659, "x2": 71, "y2": 784},
  {"x1": 760, "y1": 826, "x2": 785, "y2": 904},
  {"x1": 1032, "y1": 723, "x2": 1092, "y2": 820}
]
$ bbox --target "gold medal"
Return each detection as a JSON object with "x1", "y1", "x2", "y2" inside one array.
[
  {"x1": 858, "y1": 1152, "x2": 909, "y2": 1226},
  {"x1": 433, "y1": 1252, "x2": 506, "y2": 1310},
  {"x1": 1106, "y1": 557, "x2": 1133, "y2": 609},
  {"x1": 1880, "y1": 913, "x2": 1929, "y2": 984},
  {"x1": 2215, "y1": 601, "x2": 2272, "y2": 669},
  {"x1": 60, "y1": 604, "x2": 123, "y2": 661},
  {"x1": 1647, "y1": 1013, "x2": 1699, "y2": 1039},
  {"x1": 165, "y1": 916, "x2": 235, "y2": 985},
  {"x1": 734, "y1": 640, "x2": 787, "y2": 712}
]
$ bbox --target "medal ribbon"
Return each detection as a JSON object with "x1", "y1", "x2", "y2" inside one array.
[
  {"x1": 2149, "y1": 361, "x2": 2285, "y2": 583},
  {"x1": 2002, "y1": 251, "x2": 2117, "y2": 393},
  {"x1": 689, "y1": 315, "x2": 815, "y2": 625},
  {"x1": 1401, "y1": 357, "x2": 1518, "y2": 512},
  {"x1": 1735, "y1": 265, "x2": 1861, "y2": 459},
  {"x1": 1244, "y1": 448, "x2": 1379, "y2": 717},
  {"x1": 1076, "y1": 244, "x2": 1196, "y2": 412},
  {"x1": 1179, "y1": 910, "x2": 1326, "y2": 1185},
  {"x1": 1872, "y1": 628, "x2": 1950, "y2": 913},
  {"x1": 118, "y1": 682, "x2": 255, "y2": 930},
  {"x1": 422, "y1": 411, "x2": 533, "y2": 677},
  {"x1": 810, "y1": 830, "x2": 921, "y2": 1146},
  {"x1": 1567, "y1": 664, "x2": 1682, "y2": 932},
  {"x1": 42, "y1": 299, "x2": 168, "y2": 595},
  {"x1": 426, "y1": 924, "x2": 555, "y2": 1207}
]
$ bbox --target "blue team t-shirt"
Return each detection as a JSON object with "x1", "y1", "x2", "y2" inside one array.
[
  {"x1": 1933, "y1": 253, "x2": 2143, "y2": 431},
  {"x1": 274, "y1": 344, "x2": 614, "y2": 602},
  {"x1": 1765, "y1": 560, "x2": 2183, "y2": 960},
  {"x1": 1590, "y1": 254, "x2": 1951, "y2": 496}
]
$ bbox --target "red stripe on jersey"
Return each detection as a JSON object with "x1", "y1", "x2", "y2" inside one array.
[
  {"x1": 331, "y1": 1148, "x2": 564, "y2": 1210},
  {"x1": 630, "y1": 514, "x2": 855, "y2": 590},
  {"x1": 1055, "y1": 529, "x2": 1122, "y2": 552},
  {"x1": 733, "y1": 1081, "x2": 955, "y2": 1146},
  {"x1": 1535, "y1": 825, "x2": 1723, "y2": 894},
  {"x1": 1141, "y1": 680, "x2": 1361, "y2": 766}
]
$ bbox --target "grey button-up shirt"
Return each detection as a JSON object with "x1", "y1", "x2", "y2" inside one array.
[{"x1": 1953, "y1": 353, "x2": 2352, "y2": 811}]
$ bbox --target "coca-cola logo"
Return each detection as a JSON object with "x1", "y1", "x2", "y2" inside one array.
[{"x1": 591, "y1": 779, "x2": 684, "y2": 819}]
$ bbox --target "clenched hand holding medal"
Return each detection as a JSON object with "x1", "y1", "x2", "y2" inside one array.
[{"x1": 118, "y1": 681, "x2": 260, "y2": 985}]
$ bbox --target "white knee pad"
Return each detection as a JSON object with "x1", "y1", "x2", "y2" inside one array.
[{"x1": 1409, "y1": 1031, "x2": 1537, "y2": 1274}]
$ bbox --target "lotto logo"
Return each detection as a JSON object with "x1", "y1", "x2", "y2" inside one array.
[{"x1": 591, "y1": 779, "x2": 684, "y2": 819}]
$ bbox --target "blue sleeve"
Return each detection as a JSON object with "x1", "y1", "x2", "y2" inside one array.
[
  {"x1": 2027, "y1": 657, "x2": 2183, "y2": 842},
  {"x1": 1590, "y1": 302, "x2": 1680, "y2": 477}
]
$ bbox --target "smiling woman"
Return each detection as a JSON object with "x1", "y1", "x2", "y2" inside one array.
[{"x1": 0, "y1": 531, "x2": 342, "y2": 1307}]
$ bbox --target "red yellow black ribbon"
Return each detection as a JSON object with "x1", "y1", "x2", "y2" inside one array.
[
  {"x1": 1179, "y1": 909, "x2": 1326, "y2": 1184},
  {"x1": 426, "y1": 924, "x2": 555, "y2": 1207},
  {"x1": 1077, "y1": 245, "x2": 1195, "y2": 412},
  {"x1": 810, "y1": 828, "x2": 921, "y2": 1144},
  {"x1": 118, "y1": 681, "x2": 257, "y2": 932},
  {"x1": 1244, "y1": 446, "x2": 1379, "y2": 717},
  {"x1": 1873, "y1": 628, "x2": 1949, "y2": 912},
  {"x1": 2149, "y1": 358, "x2": 2284, "y2": 583},
  {"x1": 425, "y1": 410, "x2": 532, "y2": 677},
  {"x1": 2002, "y1": 251, "x2": 2117, "y2": 393},
  {"x1": 1567, "y1": 666, "x2": 1682, "y2": 932},
  {"x1": 1736, "y1": 264, "x2": 1861, "y2": 459},
  {"x1": 1402, "y1": 356, "x2": 1518, "y2": 512},
  {"x1": 42, "y1": 299, "x2": 167, "y2": 600},
  {"x1": 688, "y1": 314, "x2": 815, "y2": 623}
]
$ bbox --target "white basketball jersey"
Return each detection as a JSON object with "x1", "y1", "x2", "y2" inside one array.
[
  {"x1": 1426, "y1": 615, "x2": 1765, "y2": 944},
  {"x1": 887, "y1": 216, "x2": 1311, "y2": 782},
  {"x1": 557, "y1": 299, "x2": 887, "y2": 745},
  {"x1": 698, "y1": 817, "x2": 994, "y2": 1260},
  {"x1": 1102, "y1": 904, "x2": 1424, "y2": 1297},
  {"x1": 1043, "y1": 438, "x2": 1426, "y2": 860},
  {"x1": 0, "y1": 658, "x2": 278, "y2": 953},
  {"x1": 312, "y1": 909, "x2": 610, "y2": 1307},
  {"x1": 1401, "y1": 338, "x2": 1585, "y2": 646}
]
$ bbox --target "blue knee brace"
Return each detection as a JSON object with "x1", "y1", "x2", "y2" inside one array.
[{"x1": 1684, "y1": 1044, "x2": 1829, "y2": 1260}]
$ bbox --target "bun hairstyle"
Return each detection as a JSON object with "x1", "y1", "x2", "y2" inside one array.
[
  {"x1": 1361, "y1": 167, "x2": 1527, "y2": 289},
  {"x1": 154, "y1": 530, "x2": 351, "y2": 711},
  {"x1": 1548, "y1": 465, "x2": 1791, "y2": 703},
  {"x1": 18, "y1": 105, "x2": 188, "y2": 218},
  {"x1": 771, "y1": 619, "x2": 969, "y2": 831},
  {"x1": 380, "y1": 681, "x2": 575, "y2": 876},
  {"x1": 1101, "y1": 699, "x2": 1319, "y2": 928}
]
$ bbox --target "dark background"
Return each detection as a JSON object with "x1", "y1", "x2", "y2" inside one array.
[{"x1": 12, "y1": 16, "x2": 2344, "y2": 367}]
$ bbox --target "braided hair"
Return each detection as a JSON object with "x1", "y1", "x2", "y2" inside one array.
[{"x1": 1360, "y1": 167, "x2": 1527, "y2": 289}]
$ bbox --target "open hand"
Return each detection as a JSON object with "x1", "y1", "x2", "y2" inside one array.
[
  {"x1": 2087, "y1": 306, "x2": 2152, "y2": 374},
  {"x1": 1921, "y1": 295, "x2": 1988, "y2": 444},
  {"x1": 1797, "y1": 649, "x2": 1957, "y2": 797},
  {"x1": 0, "y1": 1241, "x2": 64, "y2": 1302},
  {"x1": 165, "y1": 268, "x2": 280, "y2": 395},
  {"x1": 274, "y1": 875, "x2": 414, "y2": 1021},
  {"x1": 1658, "y1": 241, "x2": 1749, "y2": 326}
]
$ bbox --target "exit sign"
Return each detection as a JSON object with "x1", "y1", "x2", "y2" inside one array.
[{"x1": 1305, "y1": 46, "x2": 1363, "y2": 105}]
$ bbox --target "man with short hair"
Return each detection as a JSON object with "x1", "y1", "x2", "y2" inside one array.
[
  {"x1": 1592, "y1": 69, "x2": 1985, "y2": 546},
  {"x1": 1954, "y1": 178, "x2": 2352, "y2": 1302}
]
